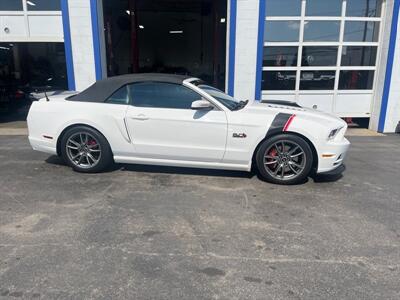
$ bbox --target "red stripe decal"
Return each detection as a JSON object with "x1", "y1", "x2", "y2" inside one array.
[{"x1": 283, "y1": 114, "x2": 296, "y2": 132}]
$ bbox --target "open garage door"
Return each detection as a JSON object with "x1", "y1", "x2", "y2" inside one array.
[
  {"x1": 0, "y1": 42, "x2": 67, "y2": 122},
  {"x1": 102, "y1": 0, "x2": 227, "y2": 90}
]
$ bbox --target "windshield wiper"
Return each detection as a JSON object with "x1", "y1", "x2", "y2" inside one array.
[{"x1": 232, "y1": 100, "x2": 249, "y2": 111}]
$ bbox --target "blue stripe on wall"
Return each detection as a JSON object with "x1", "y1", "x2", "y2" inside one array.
[
  {"x1": 90, "y1": 0, "x2": 103, "y2": 81},
  {"x1": 255, "y1": 0, "x2": 266, "y2": 101},
  {"x1": 227, "y1": 0, "x2": 237, "y2": 96},
  {"x1": 378, "y1": 0, "x2": 400, "y2": 133},
  {"x1": 61, "y1": 0, "x2": 75, "y2": 90}
]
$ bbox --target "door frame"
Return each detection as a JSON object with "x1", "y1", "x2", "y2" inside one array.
[{"x1": 91, "y1": 0, "x2": 237, "y2": 95}]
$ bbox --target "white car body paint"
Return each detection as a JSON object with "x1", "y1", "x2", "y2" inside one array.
[{"x1": 27, "y1": 78, "x2": 350, "y2": 174}]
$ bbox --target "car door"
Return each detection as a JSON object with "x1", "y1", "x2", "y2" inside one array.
[{"x1": 125, "y1": 82, "x2": 228, "y2": 162}]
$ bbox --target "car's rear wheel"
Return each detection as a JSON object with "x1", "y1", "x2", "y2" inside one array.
[
  {"x1": 60, "y1": 126, "x2": 113, "y2": 173},
  {"x1": 256, "y1": 134, "x2": 313, "y2": 185}
]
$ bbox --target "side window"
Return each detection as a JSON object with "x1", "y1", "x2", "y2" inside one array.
[
  {"x1": 128, "y1": 82, "x2": 202, "y2": 109},
  {"x1": 106, "y1": 86, "x2": 129, "y2": 105}
]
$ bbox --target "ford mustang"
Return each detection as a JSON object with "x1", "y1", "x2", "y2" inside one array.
[{"x1": 27, "y1": 73, "x2": 350, "y2": 184}]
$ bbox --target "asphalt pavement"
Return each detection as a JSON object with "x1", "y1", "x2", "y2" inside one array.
[{"x1": 0, "y1": 135, "x2": 399, "y2": 299}]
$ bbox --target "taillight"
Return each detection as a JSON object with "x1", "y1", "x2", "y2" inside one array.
[{"x1": 15, "y1": 90, "x2": 25, "y2": 99}]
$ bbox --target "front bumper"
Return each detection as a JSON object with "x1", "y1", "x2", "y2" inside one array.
[
  {"x1": 316, "y1": 137, "x2": 350, "y2": 174},
  {"x1": 318, "y1": 164, "x2": 346, "y2": 176}
]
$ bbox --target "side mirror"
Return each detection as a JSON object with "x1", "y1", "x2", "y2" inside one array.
[{"x1": 191, "y1": 99, "x2": 213, "y2": 110}]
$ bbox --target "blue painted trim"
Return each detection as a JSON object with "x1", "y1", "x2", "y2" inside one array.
[
  {"x1": 227, "y1": 0, "x2": 237, "y2": 96},
  {"x1": 378, "y1": 0, "x2": 400, "y2": 133},
  {"x1": 60, "y1": 0, "x2": 75, "y2": 90},
  {"x1": 255, "y1": 0, "x2": 266, "y2": 101},
  {"x1": 90, "y1": 0, "x2": 103, "y2": 81}
]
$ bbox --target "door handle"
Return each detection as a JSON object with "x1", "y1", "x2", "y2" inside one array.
[{"x1": 130, "y1": 114, "x2": 149, "y2": 121}]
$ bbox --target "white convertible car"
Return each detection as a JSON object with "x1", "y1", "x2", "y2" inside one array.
[{"x1": 27, "y1": 73, "x2": 350, "y2": 184}]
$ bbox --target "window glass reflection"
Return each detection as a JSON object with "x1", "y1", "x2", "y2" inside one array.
[
  {"x1": 0, "y1": 0, "x2": 23, "y2": 10},
  {"x1": 130, "y1": 82, "x2": 201, "y2": 109},
  {"x1": 26, "y1": 0, "x2": 61, "y2": 11},
  {"x1": 262, "y1": 71, "x2": 297, "y2": 90},
  {"x1": 264, "y1": 21, "x2": 300, "y2": 42},
  {"x1": 306, "y1": 0, "x2": 342, "y2": 16},
  {"x1": 344, "y1": 21, "x2": 380, "y2": 42},
  {"x1": 301, "y1": 47, "x2": 338, "y2": 66},
  {"x1": 266, "y1": 0, "x2": 301, "y2": 16},
  {"x1": 304, "y1": 21, "x2": 340, "y2": 42},
  {"x1": 300, "y1": 71, "x2": 336, "y2": 90},
  {"x1": 263, "y1": 47, "x2": 298, "y2": 67},
  {"x1": 341, "y1": 46, "x2": 377, "y2": 66},
  {"x1": 346, "y1": 0, "x2": 382, "y2": 17},
  {"x1": 106, "y1": 86, "x2": 129, "y2": 105},
  {"x1": 339, "y1": 70, "x2": 375, "y2": 89}
]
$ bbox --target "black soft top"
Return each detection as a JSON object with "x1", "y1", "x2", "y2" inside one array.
[{"x1": 69, "y1": 73, "x2": 193, "y2": 103}]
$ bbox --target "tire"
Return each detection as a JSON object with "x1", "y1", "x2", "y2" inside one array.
[
  {"x1": 60, "y1": 125, "x2": 113, "y2": 173},
  {"x1": 256, "y1": 134, "x2": 314, "y2": 185}
]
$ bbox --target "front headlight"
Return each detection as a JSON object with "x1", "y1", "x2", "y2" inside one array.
[{"x1": 328, "y1": 127, "x2": 343, "y2": 140}]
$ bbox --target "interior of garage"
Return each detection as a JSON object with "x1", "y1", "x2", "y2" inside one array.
[
  {"x1": 102, "y1": 0, "x2": 227, "y2": 90},
  {"x1": 0, "y1": 42, "x2": 67, "y2": 122}
]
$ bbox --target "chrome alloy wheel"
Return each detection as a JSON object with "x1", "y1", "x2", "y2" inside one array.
[
  {"x1": 263, "y1": 140, "x2": 306, "y2": 181},
  {"x1": 66, "y1": 132, "x2": 101, "y2": 169}
]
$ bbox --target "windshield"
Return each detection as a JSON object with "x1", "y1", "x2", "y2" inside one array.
[{"x1": 193, "y1": 81, "x2": 247, "y2": 111}]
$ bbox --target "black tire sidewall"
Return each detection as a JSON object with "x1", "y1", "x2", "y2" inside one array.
[
  {"x1": 256, "y1": 134, "x2": 314, "y2": 185},
  {"x1": 60, "y1": 126, "x2": 113, "y2": 173}
]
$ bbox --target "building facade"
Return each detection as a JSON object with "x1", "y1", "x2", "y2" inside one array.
[{"x1": 0, "y1": 0, "x2": 399, "y2": 132}]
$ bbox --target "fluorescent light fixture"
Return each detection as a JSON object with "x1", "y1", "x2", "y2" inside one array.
[
  {"x1": 139, "y1": 25, "x2": 144, "y2": 29},
  {"x1": 27, "y1": 1, "x2": 36, "y2": 6},
  {"x1": 169, "y1": 30, "x2": 183, "y2": 34},
  {"x1": 126, "y1": 10, "x2": 130, "y2": 15},
  {"x1": 220, "y1": 18, "x2": 226, "y2": 23}
]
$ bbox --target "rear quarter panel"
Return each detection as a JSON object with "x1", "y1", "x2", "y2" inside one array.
[{"x1": 27, "y1": 100, "x2": 132, "y2": 156}]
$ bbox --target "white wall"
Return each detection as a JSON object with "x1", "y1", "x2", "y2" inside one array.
[
  {"x1": 370, "y1": 0, "x2": 392, "y2": 131},
  {"x1": 384, "y1": 5, "x2": 400, "y2": 132},
  {"x1": 370, "y1": 0, "x2": 400, "y2": 132},
  {"x1": 233, "y1": 0, "x2": 259, "y2": 101},
  {"x1": 68, "y1": 0, "x2": 96, "y2": 91}
]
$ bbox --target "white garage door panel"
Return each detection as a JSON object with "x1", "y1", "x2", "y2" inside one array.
[
  {"x1": 28, "y1": 16, "x2": 63, "y2": 37},
  {"x1": 0, "y1": 16, "x2": 27, "y2": 37},
  {"x1": 298, "y1": 94, "x2": 334, "y2": 113},
  {"x1": 335, "y1": 93, "x2": 372, "y2": 115},
  {"x1": 262, "y1": 93, "x2": 297, "y2": 102}
]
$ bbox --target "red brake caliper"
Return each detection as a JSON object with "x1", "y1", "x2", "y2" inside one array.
[
  {"x1": 87, "y1": 139, "x2": 97, "y2": 146},
  {"x1": 267, "y1": 148, "x2": 278, "y2": 169}
]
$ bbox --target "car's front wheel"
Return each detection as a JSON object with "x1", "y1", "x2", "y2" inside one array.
[
  {"x1": 60, "y1": 125, "x2": 113, "y2": 173},
  {"x1": 256, "y1": 134, "x2": 314, "y2": 185}
]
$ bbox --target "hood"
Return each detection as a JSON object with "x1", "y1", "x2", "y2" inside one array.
[{"x1": 245, "y1": 100, "x2": 347, "y2": 128}]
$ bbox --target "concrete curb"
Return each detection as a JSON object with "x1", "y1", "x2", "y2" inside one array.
[
  {"x1": 0, "y1": 128, "x2": 29, "y2": 136},
  {"x1": 345, "y1": 128, "x2": 386, "y2": 137}
]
